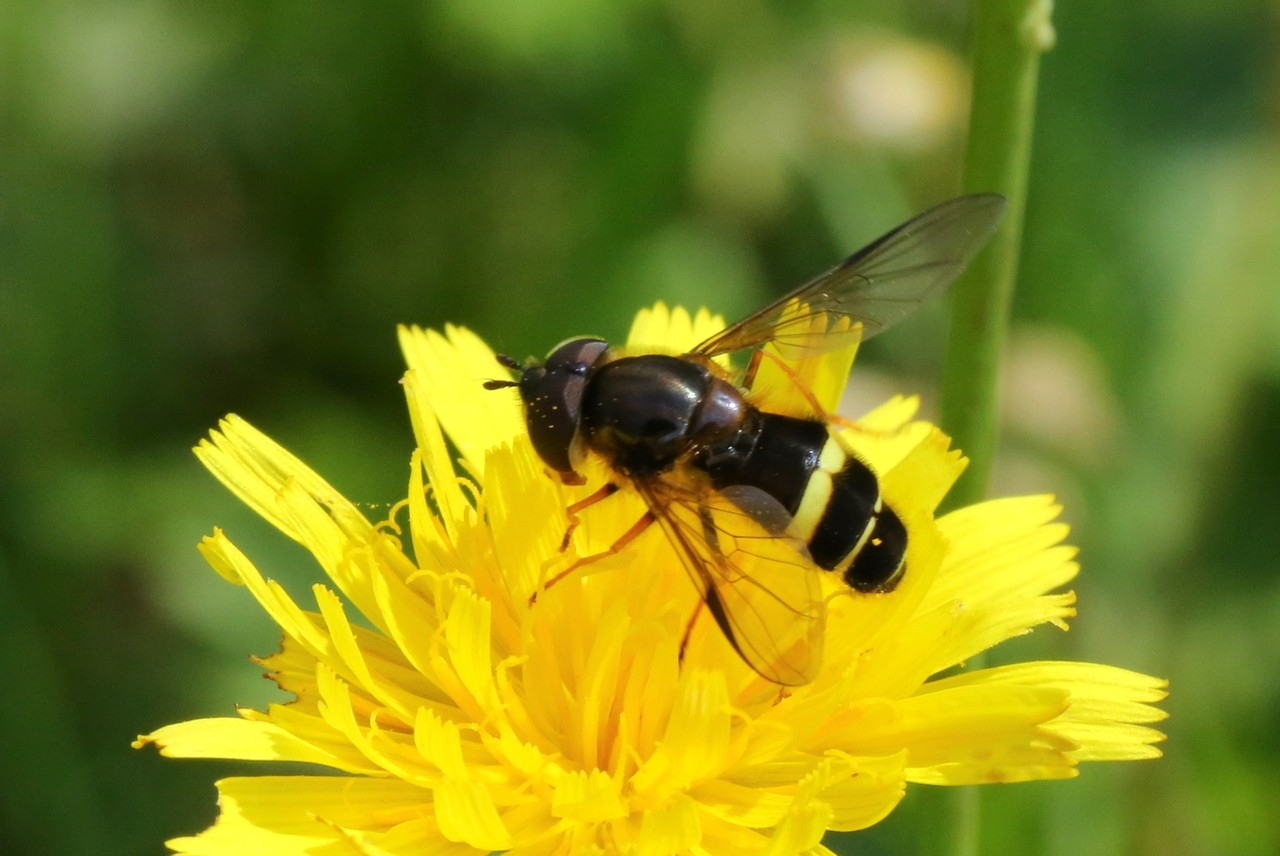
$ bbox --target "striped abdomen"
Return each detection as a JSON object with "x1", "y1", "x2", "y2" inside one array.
[{"x1": 697, "y1": 411, "x2": 906, "y2": 592}]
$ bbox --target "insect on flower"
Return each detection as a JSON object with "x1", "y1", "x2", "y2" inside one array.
[{"x1": 485, "y1": 195, "x2": 1006, "y2": 686}]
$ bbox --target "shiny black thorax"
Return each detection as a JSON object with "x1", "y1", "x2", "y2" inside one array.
[{"x1": 578, "y1": 354, "x2": 746, "y2": 477}]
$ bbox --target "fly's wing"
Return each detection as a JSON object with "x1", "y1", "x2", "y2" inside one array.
[
  {"x1": 690, "y1": 194, "x2": 1007, "y2": 361},
  {"x1": 634, "y1": 479, "x2": 826, "y2": 686}
]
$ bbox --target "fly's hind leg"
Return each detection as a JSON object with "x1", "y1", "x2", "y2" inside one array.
[
  {"x1": 745, "y1": 348, "x2": 905, "y2": 438},
  {"x1": 678, "y1": 598, "x2": 706, "y2": 664},
  {"x1": 744, "y1": 349, "x2": 839, "y2": 420}
]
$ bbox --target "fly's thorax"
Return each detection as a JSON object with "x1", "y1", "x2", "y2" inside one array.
[{"x1": 579, "y1": 355, "x2": 748, "y2": 477}]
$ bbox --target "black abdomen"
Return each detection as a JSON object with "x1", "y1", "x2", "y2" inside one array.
[{"x1": 698, "y1": 410, "x2": 906, "y2": 593}]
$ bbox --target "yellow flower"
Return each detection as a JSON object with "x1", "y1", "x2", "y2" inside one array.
[{"x1": 136, "y1": 304, "x2": 1167, "y2": 855}]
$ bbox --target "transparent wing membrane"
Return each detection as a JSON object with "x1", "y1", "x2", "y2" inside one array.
[
  {"x1": 690, "y1": 194, "x2": 1006, "y2": 360},
  {"x1": 636, "y1": 480, "x2": 826, "y2": 685}
]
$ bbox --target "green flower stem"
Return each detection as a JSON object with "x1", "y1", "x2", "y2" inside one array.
[
  {"x1": 941, "y1": 0, "x2": 1054, "y2": 510},
  {"x1": 940, "y1": 3, "x2": 1053, "y2": 856}
]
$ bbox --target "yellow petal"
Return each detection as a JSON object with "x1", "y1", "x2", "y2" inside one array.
[
  {"x1": 369, "y1": 565, "x2": 495, "y2": 727},
  {"x1": 931, "y1": 495, "x2": 1077, "y2": 609},
  {"x1": 694, "y1": 779, "x2": 793, "y2": 827},
  {"x1": 832, "y1": 682, "x2": 1079, "y2": 785},
  {"x1": 840, "y1": 399, "x2": 935, "y2": 480},
  {"x1": 196, "y1": 417, "x2": 389, "y2": 625},
  {"x1": 197, "y1": 531, "x2": 335, "y2": 664},
  {"x1": 573, "y1": 597, "x2": 631, "y2": 771},
  {"x1": 877, "y1": 425, "x2": 966, "y2": 517},
  {"x1": 165, "y1": 775, "x2": 441, "y2": 855},
  {"x1": 240, "y1": 703, "x2": 383, "y2": 774},
  {"x1": 550, "y1": 769, "x2": 629, "y2": 823},
  {"x1": 627, "y1": 302, "x2": 725, "y2": 353},
  {"x1": 940, "y1": 661, "x2": 1169, "y2": 762},
  {"x1": 433, "y1": 779, "x2": 514, "y2": 850},
  {"x1": 634, "y1": 794, "x2": 701, "y2": 856},
  {"x1": 626, "y1": 301, "x2": 677, "y2": 350},
  {"x1": 695, "y1": 812, "x2": 776, "y2": 855},
  {"x1": 442, "y1": 584, "x2": 499, "y2": 712},
  {"x1": 819, "y1": 752, "x2": 906, "y2": 832},
  {"x1": 855, "y1": 395, "x2": 920, "y2": 432},
  {"x1": 398, "y1": 324, "x2": 523, "y2": 477},
  {"x1": 478, "y1": 441, "x2": 565, "y2": 612},
  {"x1": 871, "y1": 495, "x2": 1081, "y2": 673},
  {"x1": 313, "y1": 584, "x2": 426, "y2": 723},
  {"x1": 661, "y1": 668, "x2": 732, "y2": 785},
  {"x1": 343, "y1": 816, "x2": 485, "y2": 856},
  {"x1": 134, "y1": 718, "x2": 371, "y2": 773},
  {"x1": 833, "y1": 598, "x2": 968, "y2": 702},
  {"x1": 402, "y1": 377, "x2": 473, "y2": 547},
  {"x1": 413, "y1": 708, "x2": 469, "y2": 781},
  {"x1": 196, "y1": 415, "x2": 375, "y2": 548},
  {"x1": 614, "y1": 620, "x2": 681, "y2": 765},
  {"x1": 758, "y1": 758, "x2": 841, "y2": 856},
  {"x1": 925, "y1": 593, "x2": 1078, "y2": 676}
]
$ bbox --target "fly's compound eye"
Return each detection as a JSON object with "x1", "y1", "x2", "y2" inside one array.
[
  {"x1": 543, "y1": 337, "x2": 609, "y2": 373},
  {"x1": 519, "y1": 338, "x2": 609, "y2": 475}
]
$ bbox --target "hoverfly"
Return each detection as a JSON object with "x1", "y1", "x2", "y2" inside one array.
[{"x1": 485, "y1": 195, "x2": 1006, "y2": 685}]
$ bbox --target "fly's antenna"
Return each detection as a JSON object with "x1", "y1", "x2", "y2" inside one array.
[{"x1": 483, "y1": 353, "x2": 524, "y2": 390}]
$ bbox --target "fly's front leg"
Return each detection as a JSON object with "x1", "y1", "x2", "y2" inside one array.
[
  {"x1": 560, "y1": 482, "x2": 619, "y2": 552},
  {"x1": 531, "y1": 510, "x2": 655, "y2": 604}
]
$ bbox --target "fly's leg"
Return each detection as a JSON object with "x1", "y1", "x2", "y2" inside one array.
[
  {"x1": 559, "y1": 482, "x2": 619, "y2": 551},
  {"x1": 531, "y1": 510, "x2": 655, "y2": 604},
  {"x1": 744, "y1": 348, "x2": 840, "y2": 421},
  {"x1": 746, "y1": 348, "x2": 904, "y2": 437},
  {"x1": 678, "y1": 598, "x2": 706, "y2": 663}
]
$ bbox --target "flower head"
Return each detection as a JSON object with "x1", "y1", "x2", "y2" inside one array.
[{"x1": 136, "y1": 304, "x2": 1166, "y2": 854}]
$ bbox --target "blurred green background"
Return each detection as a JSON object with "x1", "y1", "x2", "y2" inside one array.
[{"x1": 3, "y1": 2, "x2": 1278, "y2": 854}]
